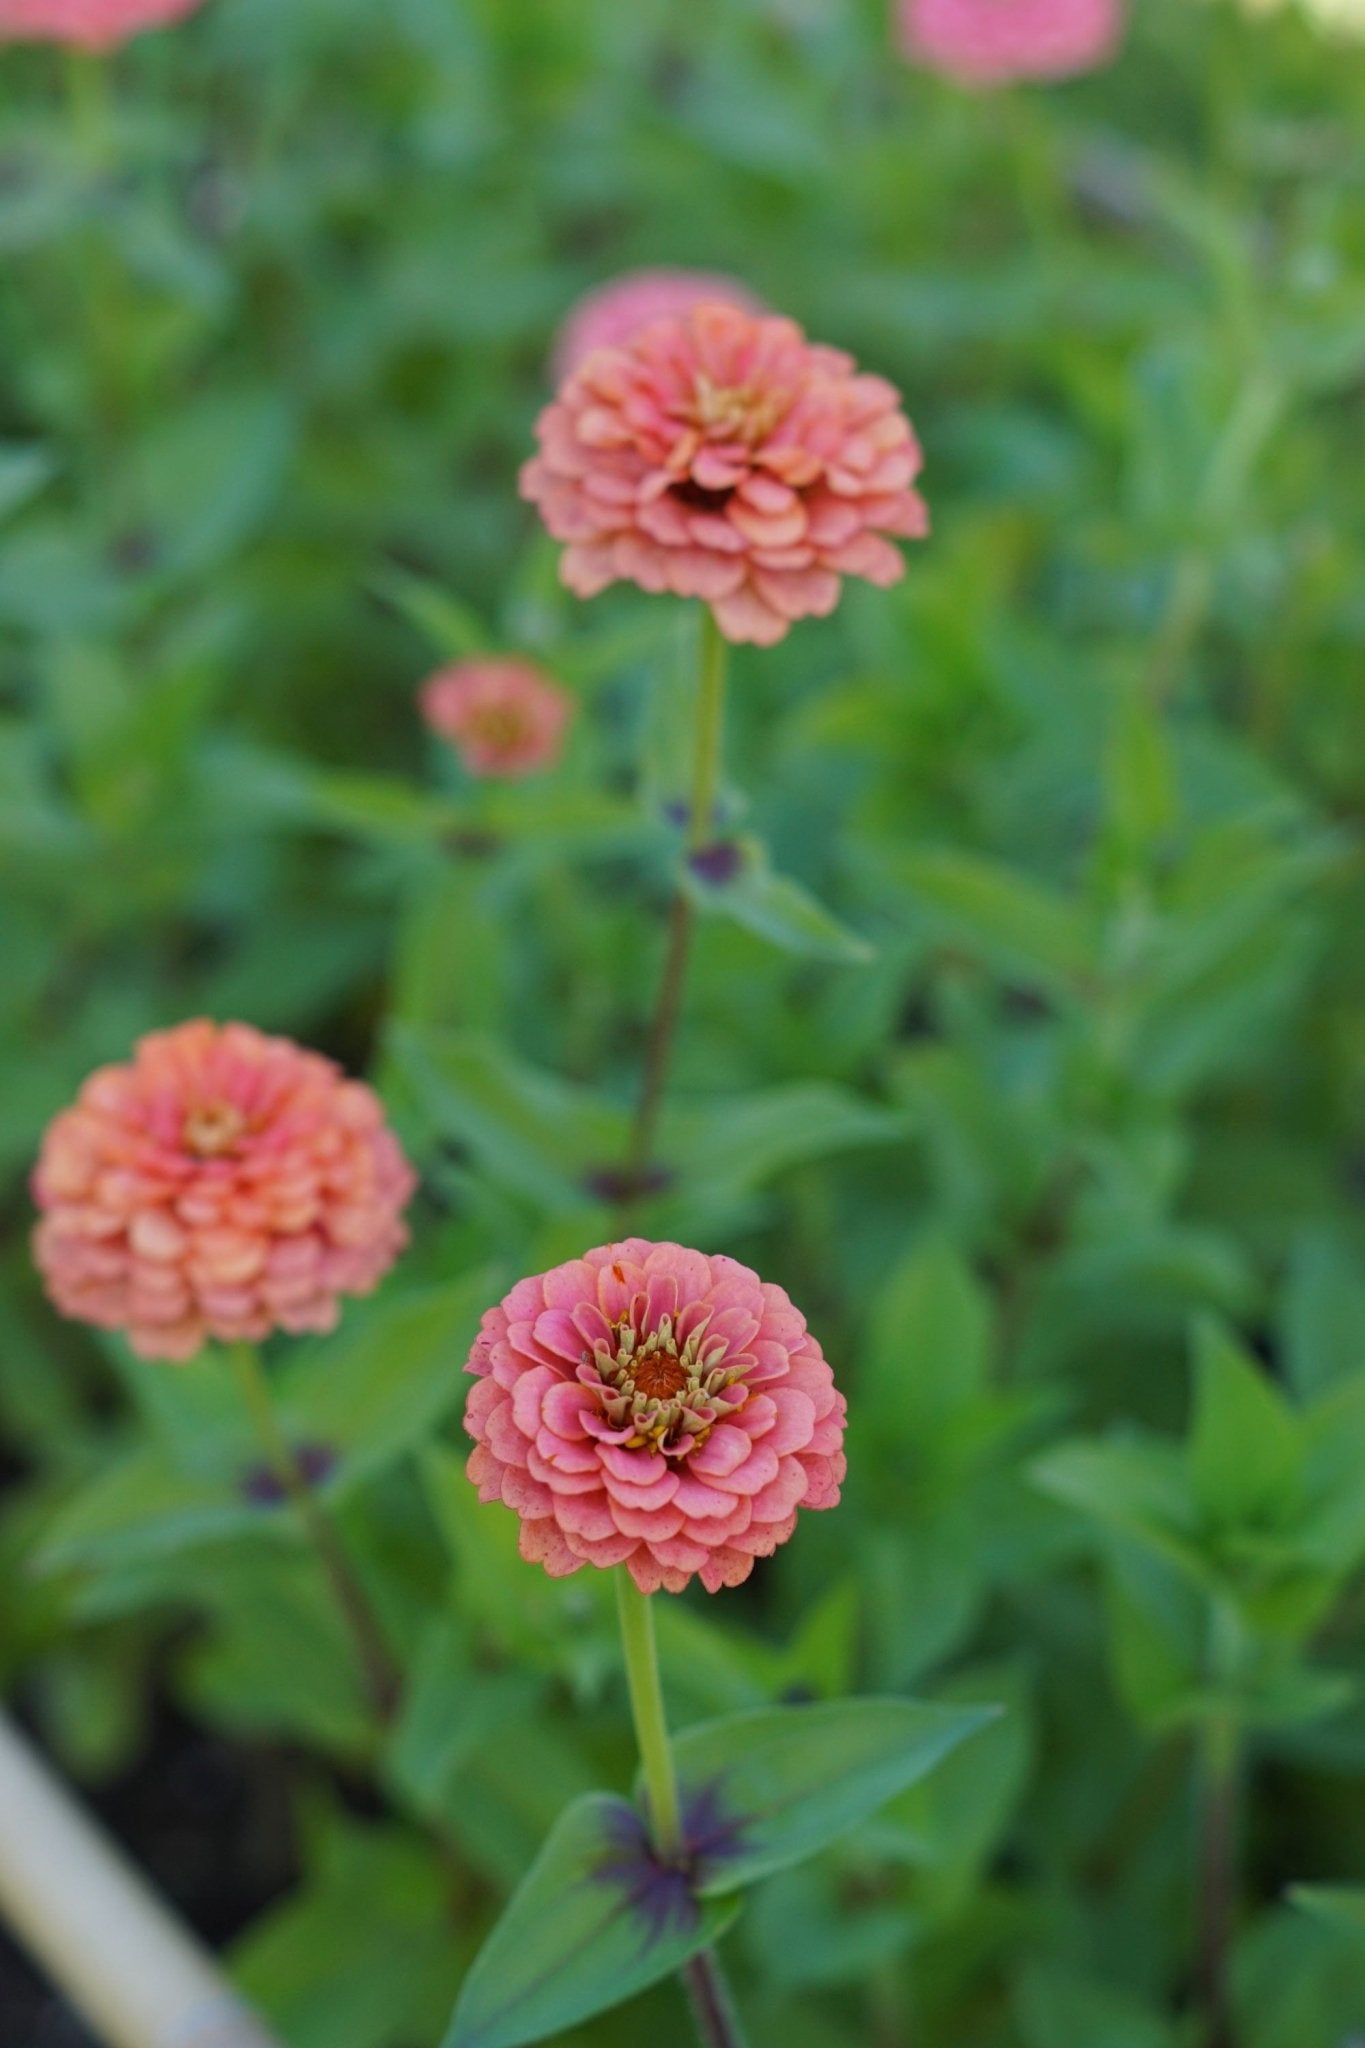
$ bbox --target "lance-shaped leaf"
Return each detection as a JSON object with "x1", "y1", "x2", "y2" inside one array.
[
  {"x1": 657, "y1": 1696, "x2": 999, "y2": 1897},
  {"x1": 1291, "y1": 1886, "x2": 1365, "y2": 1941},
  {"x1": 443, "y1": 1792, "x2": 738, "y2": 2048}
]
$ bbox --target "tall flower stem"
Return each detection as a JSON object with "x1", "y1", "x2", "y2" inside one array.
[
  {"x1": 228, "y1": 1343, "x2": 402, "y2": 1726},
  {"x1": 626, "y1": 608, "x2": 729, "y2": 1191},
  {"x1": 64, "y1": 50, "x2": 130, "y2": 457},
  {"x1": 614, "y1": 1572, "x2": 748, "y2": 2048},
  {"x1": 1196, "y1": 1710, "x2": 1240, "y2": 2048}
]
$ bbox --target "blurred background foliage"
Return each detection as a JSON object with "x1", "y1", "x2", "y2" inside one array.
[{"x1": 3, "y1": 0, "x2": 1365, "y2": 2043}]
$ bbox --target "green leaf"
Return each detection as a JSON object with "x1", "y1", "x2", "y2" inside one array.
[
  {"x1": 669, "y1": 1084, "x2": 906, "y2": 1204},
  {"x1": 687, "y1": 838, "x2": 874, "y2": 963},
  {"x1": 662, "y1": 1696, "x2": 998, "y2": 1897},
  {"x1": 278, "y1": 1274, "x2": 495, "y2": 1496},
  {"x1": 371, "y1": 566, "x2": 493, "y2": 661},
  {"x1": 1031, "y1": 1438, "x2": 1208, "y2": 1583},
  {"x1": 33, "y1": 1443, "x2": 256, "y2": 1576},
  {"x1": 1281, "y1": 1231, "x2": 1365, "y2": 1401},
  {"x1": 442, "y1": 1792, "x2": 738, "y2": 2048},
  {"x1": 1290, "y1": 1887, "x2": 1365, "y2": 1941},
  {"x1": 1189, "y1": 1320, "x2": 1303, "y2": 1532},
  {"x1": 863, "y1": 1236, "x2": 992, "y2": 1445},
  {"x1": 233, "y1": 1811, "x2": 461, "y2": 2048},
  {"x1": 0, "y1": 442, "x2": 56, "y2": 524},
  {"x1": 130, "y1": 388, "x2": 292, "y2": 580},
  {"x1": 1016, "y1": 1963, "x2": 1175, "y2": 2048},
  {"x1": 1103, "y1": 682, "x2": 1177, "y2": 861},
  {"x1": 894, "y1": 848, "x2": 1095, "y2": 995}
]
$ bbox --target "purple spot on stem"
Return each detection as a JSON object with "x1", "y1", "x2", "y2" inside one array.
[
  {"x1": 583, "y1": 1164, "x2": 675, "y2": 1205},
  {"x1": 688, "y1": 840, "x2": 744, "y2": 887},
  {"x1": 240, "y1": 1440, "x2": 339, "y2": 1506}
]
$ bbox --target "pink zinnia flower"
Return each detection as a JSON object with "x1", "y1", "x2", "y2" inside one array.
[
  {"x1": 0, "y1": 0, "x2": 203, "y2": 49},
  {"x1": 464, "y1": 1240, "x2": 847, "y2": 1595},
  {"x1": 520, "y1": 301, "x2": 928, "y2": 649},
  {"x1": 552, "y1": 269, "x2": 762, "y2": 383},
  {"x1": 32, "y1": 1021, "x2": 416, "y2": 1363},
  {"x1": 419, "y1": 658, "x2": 572, "y2": 780},
  {"x1": 897, "y1": 0, "x2": 1124, "y2": 84}
]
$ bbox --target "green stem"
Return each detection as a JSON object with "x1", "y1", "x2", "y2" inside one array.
[
  {"x1": 1197, "y1": 1711, "x2": 1240, "y2": 2048},
  {"x1": 614, "y1": 1571, "x2": 747, "y2": 2048},
  {"x1": 682, "y1": 1949, "x2": 750, "y2": 2048},
  {"x1": 64, "y1": 49, "x2": 131, "y2": 478},
  {"x1": 687, "y1": 607, "x2": 729, "y2": 854},
  {"x1": 614, "y1": 1570, "x2": 682, "y2": 1855},
  {"x1": 625, "y1": 608, "x2": 729, "y2": 1191},
  {"x1": 228, "y1": 1343, "x2": 402, "y2": 1727}
]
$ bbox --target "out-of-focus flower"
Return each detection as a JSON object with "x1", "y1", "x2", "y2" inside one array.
[
  {"x1": 521, "y1": 301, "x2": 927, "y2": 648},
  {"x1": 464, "y1": 1239, "x2": 847, "y2": 1595},
  {"x1": 897, "y1": 0, "x2": 1124, "y2": 83},
  {"x1": 552, "y1": 269, "x2": 763, "y2": 382},
  {"x1": 32, "y1": 1021, "x2": 415, "y2": 1362},
  {"x1": 0, "y1": 0, "x2": 203, "y2": 49},
  {"x1": 419, "y1": 658, "x2": 573, "y2": 780}
]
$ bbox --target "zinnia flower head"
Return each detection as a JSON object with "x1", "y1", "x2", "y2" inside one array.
[
  {"x1": 898, "y1": 0, "x2": 1124, "y2": 83},
  {"x1": 32, "y1": 1021, "x2": 416, "y2": 1363},
  {"x1": 0, "y1": 0, "x2": 203, "y2": 48},
  {"x1": 521, "y1": 301, "x2": 928, "y2": 648},
  {"x1": 552, "y1": 269, "x2": 763, "y2": 382},
  {"x1": 419, "y1": 658, "x2": 572, "y2": 780},
  {"x1": 464, "y1": 1239, "x2": 847, "y2": 1595}
]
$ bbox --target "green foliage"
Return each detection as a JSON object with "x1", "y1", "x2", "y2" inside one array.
[
  {"x1": 442, "y1": 1794, "x2": 739, "y2": 2048},
  {"x1": 3, "y1": 0, "x2": 1365, "y2": 2044},
  {"x1": 665, "y1": 1698, "x2": 997, "y2": 1895}
]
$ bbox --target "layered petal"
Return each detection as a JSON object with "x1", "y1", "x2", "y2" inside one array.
[
  {"x1": 522, "y1": 300, "x2": 927, "y2": 647},
  {"x1": 463, "y1": 1239, "x2": 846, "y2": 1595},
  {"x1": 32, "y1": 1022, "x2": 415, "y2": 1361}
]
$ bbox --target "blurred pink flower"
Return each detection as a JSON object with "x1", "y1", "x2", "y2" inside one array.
[
  {"x1": 419, "y1": 658, "x2": 572, "y2": 780},
  {"x1": 464, "y1": 1239, "x2": 847, "y2": 1595},
  {"x1": 553, "y1": 269, "x2": 762, "y2": 382},
  {"x1": 898, "y1": 0, "x2": 1124, "y2": 83},
  {"x1": 521, "y1": 301, "x2": 927, "y2": 648},
  {"x1": 32, "y1": 1021, "x2": 415, "y2": 1363},
  {"x1": 0, "y1": 0, "x2": 203, "y2": 49}
]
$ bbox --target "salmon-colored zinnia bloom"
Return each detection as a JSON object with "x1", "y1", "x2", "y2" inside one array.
[
  {"x1": 419, "y1": 658, "x2": 572, "y2": 780},
  {"x1": 464, "y1": 1240, "x2": 847, "y2": 1595},
  {"x1": 552, "y1": 269, "x2": 762, "y2": 382},
  {"x1": 898, "y1": 0, "x2": 1124, "y2": 83},
  {"x1": 32, "y1": 1021, "x2": 416, "y2": 1363},
  {"x1": 0, "y1": 0, "x2": 203, "y2": 48},
  {"x1": 521, "y1": 301, "x2": 928, "y2": 648}
]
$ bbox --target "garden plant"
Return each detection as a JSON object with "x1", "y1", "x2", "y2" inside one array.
[{"x1": 2, "y1": 1, "x2": 1365, "y2": 2046}]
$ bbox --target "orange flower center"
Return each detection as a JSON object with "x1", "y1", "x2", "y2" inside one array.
[
  {"x1": 183, "y1": 1100, "x2": 246, "y2": 1158},
  {"x1": 630, "y1": 1351, "x2": 690, "y2": 1402},
  {"x1": 593, "y1": 1310, "x2": 748, "y2": 1456}
]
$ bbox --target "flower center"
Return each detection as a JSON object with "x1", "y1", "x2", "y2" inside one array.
[
  {"x1": 183, "y1": 1100, "x2": 245, "y2": 1158},
  {"x1": 469, "y1": 705, "x2": 527, "y2": 751},
  {"x1": 689, "y1": 373, "x2": 790, "y2": 447},
  {"x1": 631, "y1": 1351, "x2": 690, "y2": 1401},
  {"x1": 591, "y1": 1310, "x2": 748, "y2": 1455}
]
